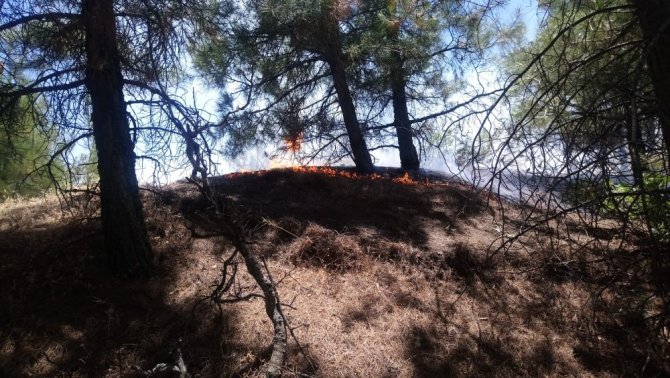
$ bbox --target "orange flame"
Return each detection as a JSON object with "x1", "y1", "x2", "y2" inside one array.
[
  {"x1": 392, "y1": 172, "x2": 415, "y2": 185},
  {"x1": 284, "y1": 134, "x2": 303, "y2": 153},
  {"x1": 290, "y1": 166, "x2": 421, "y2": 185},
  {"x1": 290, "y1": 165, "x2": 352, "y2": 178},
  {"x1": 225, "y1": 165, "x2": 450, "y2": 188}
]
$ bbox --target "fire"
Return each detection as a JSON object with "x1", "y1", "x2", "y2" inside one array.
[
  {"x1": 291, "y1": 166, "x2": 339, "y2": 175},
  {"x1": 392, "y1": 172, "x2": 415, "y2": 185},
  {"x1": 289, "y1": 166, "x2": 421, "y2": 185},
  {"x1": 284, "y1": 134, "x2": 303, "y2": 153},
  {"x1": 225, "y1": 164, "x2": 451, "y2": 188},
  {"x1": 289, "y1": 165, "x2": 358, "y2": 179},
  {"x1": 289, "y1": 165, "x2": 367, "y2": 179}
]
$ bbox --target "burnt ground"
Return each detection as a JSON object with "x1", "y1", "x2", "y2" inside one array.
[{"x1": 1, "y1": 167, "x2": 668, "y2": 377}]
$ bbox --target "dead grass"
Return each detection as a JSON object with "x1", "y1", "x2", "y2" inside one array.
[
  {"x1": 1, "y1": 168, "x2": 668, "y2": 377},
  {"x1": 285, "y1": 223, "x2": 367, "y2": 272},
  {"x1": 0, "y1": 194, "x2": 64, "y2": 230}
]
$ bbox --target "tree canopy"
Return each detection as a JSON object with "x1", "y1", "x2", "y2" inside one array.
[
  {"x1": 0, "y1": 91, "x2": 64, "y2": 199},
  {"x1": 1, "y1": 0, "x2": 217, "y2": 275},
  {"x1": 480, "y1": 0, "x2": 670, "y2": 244},
  {"x1": 193, "y1": 0, "x2": 504, "y2": 172}
]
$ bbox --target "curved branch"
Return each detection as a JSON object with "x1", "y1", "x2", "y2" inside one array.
[{"x1": 0, "y1": 12, "x2": 78, "y2": 32}]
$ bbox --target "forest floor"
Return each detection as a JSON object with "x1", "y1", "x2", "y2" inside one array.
[{"x1": 1, "y1": 167, "x2": 668, "y2": 377}]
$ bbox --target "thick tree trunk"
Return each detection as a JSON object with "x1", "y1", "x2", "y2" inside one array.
[
  {"x1": 82, "y1": 0, "x2": 153, "y2": 277},
  {"x1": 389, "y1": 53, "x2": 420, "y2": 171},
  {"x1": 325, "y1": 36, "x2": 375, "y2": 174},
  {"x1": 633, "y1": 0, "x2": 670, "y2": 162}
]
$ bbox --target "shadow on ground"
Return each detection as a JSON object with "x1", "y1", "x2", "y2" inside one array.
[
  {"x1": 210, "y1": 169, "x2": 488, "y2": 250},
  {"x1": 398, "y1": 243, "x2": 670, "y2": 378},
  {"x1": 2, "y1": 169, "x2": 668, "y2": 377},
  {"x1": 0, "y1": 194, "x2": 282, "y2": 376}
]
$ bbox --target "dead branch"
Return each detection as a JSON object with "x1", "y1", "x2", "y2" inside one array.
[{"x1": 174, "y1": 104, "x2": 289, "y2": 376}]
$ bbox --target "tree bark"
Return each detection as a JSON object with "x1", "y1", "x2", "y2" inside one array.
[
  {"x1": 626, "y1": 111, "x2": 645, "y2": 187},
  {"x1": 324, "y1": 29, "x2": 375, "y2": 174},
  {"x1": 389, "y1": 52, "x2": 420, "y2": 171},
  {"x1": 633, "y1": 0, "x2": 670, "y2": 162},
  {"x1": 82, "y1": 0, "x2": 153, "y2": 277}
]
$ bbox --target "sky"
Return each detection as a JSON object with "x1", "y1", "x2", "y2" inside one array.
[
  {"x1": 512, "y1": 0, "x2": 540, "y2": 41},
  {"x1": 135, "y1": 0, "x2": 542, "y2": 184}
]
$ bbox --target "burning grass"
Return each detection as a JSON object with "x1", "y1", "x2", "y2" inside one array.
[
  {"x1": 1, "y1": 167, "x2": 668, "y2": 377},
  {"x1": 224, "y1": 165, "x2": 450, "y2": 188}
]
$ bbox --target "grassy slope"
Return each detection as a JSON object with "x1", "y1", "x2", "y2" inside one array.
[{"x1": 0, "y1": 168, "x2": 667, "y2": 377}]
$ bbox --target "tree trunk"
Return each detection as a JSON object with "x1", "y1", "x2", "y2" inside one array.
[
  {"x1": 633, "y1": 0, "x2": 670, "y2": 162},
  {"x1": 389, "y1": 53, "x2": 420, "y2": 171},
  {"x1": 325, "y1": 34, "x2": 375, "y2": 174},
  {"x1": 82, "y1": 0, "x2": 153, "y2": 277},
  {"x1": 626, "y1": 109, "x2": 645, "y2": 187}
]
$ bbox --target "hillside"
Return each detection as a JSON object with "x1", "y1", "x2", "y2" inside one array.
[{"x1": 1, "y1": 167, "x2": 668, "y2": 377}]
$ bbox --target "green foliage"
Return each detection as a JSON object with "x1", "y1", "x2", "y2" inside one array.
[
  {"x1": 356, "y1": 0, "x2": 489, "y2": 86},
  {"x1": 507, "y1": 0, "x2": 646, "y2": 134},
  {"x1": 192, "y1": 0, "x2": 355, "y2": 159},
  {"x1": 504, "y1": 0, "x2": 670, "y2": 242},
  {"x1": 562, "y1": 178, "x2": 608, "y2": 207},
  {"x1": 605, "y1": 174, "x2": 670, "y2": 240},
  {"x1": 194, "y1": 0, "x2": 505, "y2": 164},
  {"x1": 0, "y1": 95, "x2": 63, "y2": 200},
  {"x1": 564, "y1": 173, "x2": 670, "y2": 240}
]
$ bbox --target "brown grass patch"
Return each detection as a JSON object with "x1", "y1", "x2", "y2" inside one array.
[
  {"x1": 285, "y1": 223, "x2": 368, "y2": 272},
  {"x1": 0, "y1": 194, "x2": 64, "y2": 230},
  {"x1": 1, "y1": 168, "x2": 669, "y2": 377}
]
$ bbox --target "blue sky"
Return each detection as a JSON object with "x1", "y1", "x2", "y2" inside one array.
[
  {"x1": 504, "y1": 0, "x2": 540, "y2": 41},
  {"x1": 521, "y1": 0, "x2": 540, "y2": 37}
]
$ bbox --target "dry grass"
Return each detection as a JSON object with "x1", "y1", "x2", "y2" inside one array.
[
  {"x1": 1, "y1": 168, "x2": 668, "y2": 377},
  {"x1": 0, "y1": 194, "x2": 64, "y2": 230},
  {"x1": 285, "y1": 223, "x2": 367, "y2": 272}
]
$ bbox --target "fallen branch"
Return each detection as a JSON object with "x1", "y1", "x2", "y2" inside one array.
[{"x1": 174, "y1": 101, "x2": 289, "y2": 377}]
